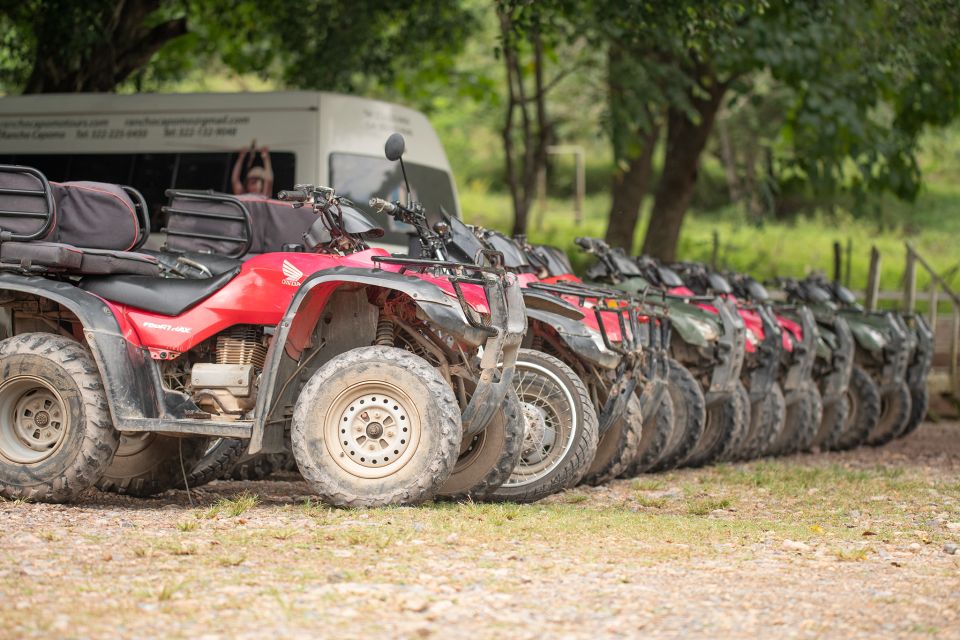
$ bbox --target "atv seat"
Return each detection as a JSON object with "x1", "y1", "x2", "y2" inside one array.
[
  {"x1": 80, "y1": 266, "x2": 241, "y2": 316},
  {"x1": 0, "y1": 241, "x2": 161, "y2": 276}
]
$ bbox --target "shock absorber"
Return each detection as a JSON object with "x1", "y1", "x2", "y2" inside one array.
[{"x1": 375, "y1": 316, "x2": 395, "y2": 347}]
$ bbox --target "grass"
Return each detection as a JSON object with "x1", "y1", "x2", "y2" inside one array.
[{"x1": 200, "y1": 491, "x2": 260, "y2": 519}]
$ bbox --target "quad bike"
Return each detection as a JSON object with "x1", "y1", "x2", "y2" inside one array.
[
  {"x1": 797, "y1": 276, "x2": 918, "y2": 447},
  {"x1": 670, "y1": 262, "x2": 821, "y2": 458},
  {"x1": 478, "y1": 231, "x2": 672, "y2": 479},
  {"x1": 0, "y1": 164, "x2": 526, "y2": 507},
  {"x1": 763, "y1": 276, "x2": 857, "y2": 450},
  {"x1": 504, "y1": 236, "x2": 688, "y2": 477},
  {"x1": 575, "y1": 239, "x2": 748, "y2": 467},
  {"x1": 369, "y1": 133, "x2": 662, "y2": 496}
]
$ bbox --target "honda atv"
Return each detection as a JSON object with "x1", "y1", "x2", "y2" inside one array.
[
  {"x1": 765, "y1": 276, "x2": 857, "y2": 450},
  {"x1": 803, "y1": 276, "x2": 915, "y2": 447},
  {"x1": 575, "y1": 239, "x2": 749, "y2": 467},
  {"x1": 0, "y1": 164, "x2": 525, "y2": 507}
]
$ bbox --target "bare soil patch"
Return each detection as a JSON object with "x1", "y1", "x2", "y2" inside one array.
[{"x1": 2, "y1": 423, "x2": 959, "y2": 639}]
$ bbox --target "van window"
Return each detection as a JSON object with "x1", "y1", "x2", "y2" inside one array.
[
  {"x1": 329, "y1": 153, "x2": 457, "y2": 244},
  {"x1": 0, "y1": 151, "x2": 295, "y2": 230}
]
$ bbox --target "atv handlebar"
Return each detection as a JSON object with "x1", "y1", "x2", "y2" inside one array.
[
  {"x1": 278, "y1": 189, "x2": 310, "y2": 202},
  {"x1": 369, "y1": 197, "x2": 399, "y2": 215}
]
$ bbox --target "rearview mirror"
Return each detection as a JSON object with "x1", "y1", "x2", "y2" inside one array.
[{"x1": 385, "y1": 133, "x2": 406, "y2": 161}]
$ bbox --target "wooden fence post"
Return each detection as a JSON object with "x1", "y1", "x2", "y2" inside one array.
[
  {"x1": 904, "y1": 245, "x2": 917, "y2": 313},
  {"x1": 929, "y1": 284, "x2": 939, "y2": 330},
  {"x1": 833, "y1": 241, "x2": 842, "y2": 282},
  {"x1": 711, "y1": 231, "x2": 719, "y2": 270},
  {"x1": 865, "y1": 246, "x2": 881, "y2": 311},
  {"x1": 952, "y1": 305, "x2": 960, "y2": 398},
  {"x1": 574, "y1": 148, "x2": 585, "y2": 226},
  {"x1": 845, "y1": 238, "x2": 853, "y2": 286}
]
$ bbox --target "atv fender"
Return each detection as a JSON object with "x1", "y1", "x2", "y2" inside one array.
[
  {"x1": 525, "y1": 307, "x2": 620, "y2": 370},
  {"x1": 820, "y1": 315, "x2": 854, "y2": 402},
  {"x1": 250, "y1": 267, "x2": 524, "y2": 453},
  {"x1": 0, "y1": 273, "x2": 164, "y2": 424},
  {"x1": 782, "y1": 306, "x2": 818, "y2": 393},
  {"x1": 705, "y1": 298, "x2": 746, "y2": 402}
]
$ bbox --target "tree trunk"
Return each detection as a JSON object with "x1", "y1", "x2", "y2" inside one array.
[
  {"x1": 604, "y1": 122, "x2": 659, "y2": 251},
  {"x1": 641, "y1": 70, "x2": 728, "y2": 262}
]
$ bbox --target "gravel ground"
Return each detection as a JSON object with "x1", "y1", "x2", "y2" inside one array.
[{"x1": 1, "y1": 422, "x2": 959, "y2": 640}]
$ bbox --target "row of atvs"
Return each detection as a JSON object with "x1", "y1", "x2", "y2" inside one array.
[{"x1": 0, "y1": 134, "x2": 932, "y2": 506}]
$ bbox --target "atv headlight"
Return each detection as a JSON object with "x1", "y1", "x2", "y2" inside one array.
[
  {"x1": 862, "y1": 326, "x2": 887, "y2": 349},
  {"x1": 586, "y1": 326, "x2": 607, "y2": 352},
  {"x1": 687, "y1": 318, "x2": 720, "y2": 343},
  {"x1": 745, "y1": 328, "x2": 760, "y2": 348}
]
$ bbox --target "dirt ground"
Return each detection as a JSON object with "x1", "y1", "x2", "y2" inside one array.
[{"x1": 1, "y1": 422, "x2": 959, "y2": 640}]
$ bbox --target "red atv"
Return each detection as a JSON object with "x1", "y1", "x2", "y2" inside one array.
[{"x1": 0, "y1": 165, "x2": 525, "y2": 507}]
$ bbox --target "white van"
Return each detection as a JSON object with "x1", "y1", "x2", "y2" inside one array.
[{"x1": 0, "y1": 91, "x2": 459, "y2": 249}]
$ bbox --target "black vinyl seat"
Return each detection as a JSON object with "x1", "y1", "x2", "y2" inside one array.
[
  {"x1": 80, "y1": 267, "x2": 241, "y2": 316},
  {"x1": 143, "y1": 249, "x2": 243, "y2": 278}
]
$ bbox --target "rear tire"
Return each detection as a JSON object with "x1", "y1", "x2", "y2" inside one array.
[
  {"x1": 866, "y1": 381, "x2": 912, "y2": 446},
  {"x1": 291, "y1": 346, "x2": 461, "y2": 507},
  {"x1": 97, "y1": 434, "x2": 205, "y2": 497},
  {"x1": 650, "y1": 359, "x2": 706, "y2": 471},
  {"x1": 0, "y1": 333, "x2": 120, "y2": 502},
  {"x1": 741, "y1": 383, "x2": 786, "y2": 460},
  {"x1": 831, "y1": 365, "x2": 881, "y2": 450},
  {"x1": 580, "y1": 391, "x2": 642, "y2": 486},
  {"x1": 438, "y1": 388, "x2": 524, "y2": 500}
]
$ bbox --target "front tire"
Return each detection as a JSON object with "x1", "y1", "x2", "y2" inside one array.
[
  {"x1": 291, "y1": 346, "x2": 461, "y2": 507},
  {"x1": 0, "y1": 333, "x2": 120, "y2": 502},
  {"x1": 438, "y1": 388, "x2": 524, "y2": 500},
  {"x1": 899, "y1": 384, "x2": 928, "y2": 438},
  {"x1": 866, "y1": 381, "x2": 912, "y2": 446},
  {"x1": 812, "y1": 394, "x2": 850, "y2": 451},
  {"x1": 831, "y1": 365, "x2": 881, "y2": 450},
  {"x1": 775, "y1": 380, "x2": 824, "y2": 454},
  {"x1": 683, "y1": 381, "x2": 748, "y2": 467},
  {"x1": 650, "y1": 359, "x2": 706, "y2": 471},
  {"x1": 580, "y1": 391, "x2": 642, "y2": 486},
  {"x1": 740, "y1": 383, "x2": 786, "y2": 460},
  {"x1": 490, "y1": 350, "x2": 598, "y2": 503}
]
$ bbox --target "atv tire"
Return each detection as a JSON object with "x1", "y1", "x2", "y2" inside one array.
[
  {"x1": 623, "y1": 390, "x2": 673, "y2": 476},
  {"x1": 491, "y1": 350, "x2": 598, "y2": 503},
  {"x1": 812, "y1": 394, "x2": 850, "y2": 451},
  {"x1": 650, "y1": 359, "x2": 706, "y2": 471},
  {"x1": 438, "y1": 389, "x2": 524, "y2": 500},
  {"x1": 830, "y1": 365, "x2": 881, "y2": 450},
  {"x1": 866, "y1": 381, "x2": 912, "y2": 446},
  {"x1": 740, "y1": 382, "x2": 786, "y2": 460},
  {"x1": 683, "y1": 381, "x2": 748, "y2": 467},
  {"x1": 97, "y1": 433, "x2": 205, "y2": 497},
  {"x1": 0, "y1": 333, "x2": 120, "y2": 502},
  {"x1": 580, "y1": 391, "x2": 642, "y2": 486},
  {"x1": 187, "y1": 438, "x2": 247, "y2": 487},
  {"x1": 291, "y1": 346, "x2": 461, "y2": 507},
  {"x1": 770, "y1": 380, "x2": 823, "y2": 455},
  {"x1": 899, "y1": 384, "x2": 928, "y2": 438}
]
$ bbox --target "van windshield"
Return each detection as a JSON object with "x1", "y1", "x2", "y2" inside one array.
[{"x1": 329, "y1": 153, "x2": 458, "y2": 246}]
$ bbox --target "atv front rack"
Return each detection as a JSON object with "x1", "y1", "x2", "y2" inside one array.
[{"x1": 372, "y1": 254, "x2": 511, "y2": 338}]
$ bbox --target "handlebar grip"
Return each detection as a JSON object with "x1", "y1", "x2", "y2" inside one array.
[
  {"x1": 278, "y1": 189, "x2": 309, "y2": 202},
  {"x1": 369, "y1": 197, "x2": 399, "y2": 215}
]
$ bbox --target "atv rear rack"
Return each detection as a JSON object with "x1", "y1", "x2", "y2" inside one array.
[
  {"x1": 0, "y1": 165, "x2": 56, "y2": 242},
  {"x1": 161, "y1": 189, "x2": 254, "y2": 258}
]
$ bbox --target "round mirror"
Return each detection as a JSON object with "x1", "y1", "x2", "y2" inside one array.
[{"x1": 385, "y1": 133, "x2": 406, "y2": 161}]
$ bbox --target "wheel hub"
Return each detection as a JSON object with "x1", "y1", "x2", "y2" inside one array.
[
  {"x1": 326, "y1": 387, "x2": 421, "y2": 479},
  {"x1": 0, "y1": 376, "x2": 69, "y2": 464},
  {"x1": 520, "y1": 402, "x2": 550, "y2": 460}
]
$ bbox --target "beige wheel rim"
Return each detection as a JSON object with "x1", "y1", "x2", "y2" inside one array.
[
  {"x1": 324, "y1": 382, "x2": 422, "y2": 480},
  {"x1": 0, "y1": 376, "x2": 69, "y2": 464}
]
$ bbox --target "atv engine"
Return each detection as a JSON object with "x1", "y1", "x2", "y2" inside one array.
[{"x1": 190, "y1": 326, "x2": 267, "y2": 418}]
